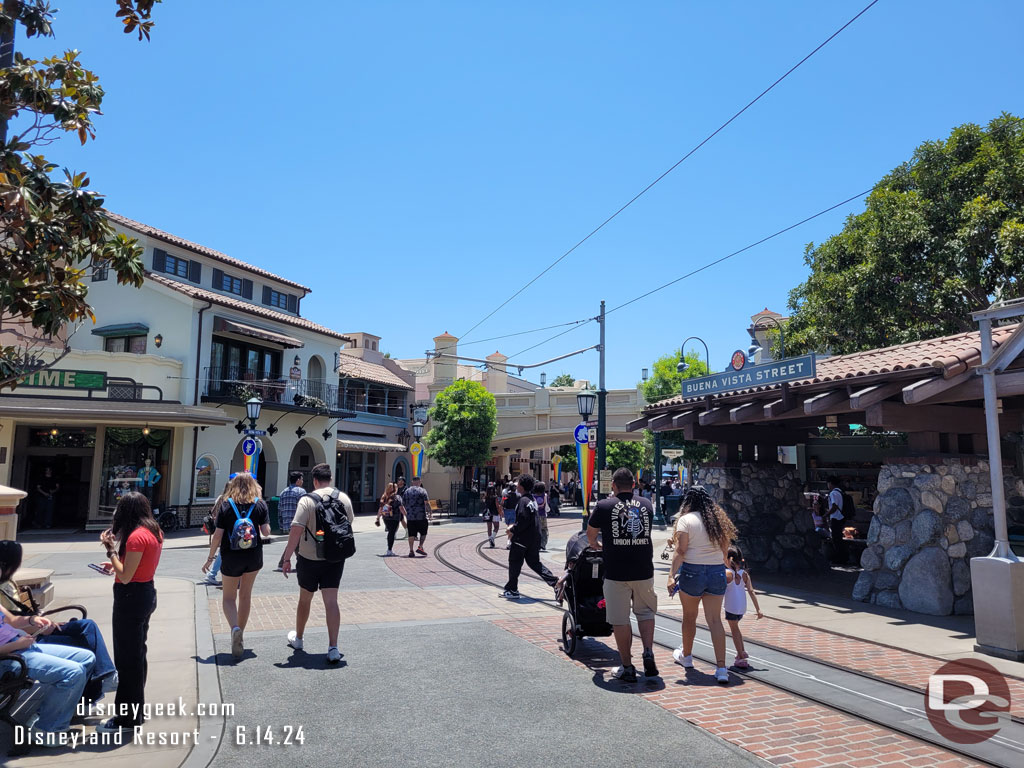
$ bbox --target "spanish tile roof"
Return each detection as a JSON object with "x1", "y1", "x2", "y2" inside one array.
[
  {"x1": 645, "y1": 325, "x2": 1019, "y2": 412},
  {"x1": 146, "y1": 271, "x2": 349, "y2": 341},
  {"x1": 106, "y1": 212, "x2": 311, "y2": 293},
  {"x1": 337, "y1": 353, "x2": 414, "y2": 390}
]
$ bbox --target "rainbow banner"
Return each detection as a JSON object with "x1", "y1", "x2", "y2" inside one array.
[
  {"x1": 679, "y1": 464, "x2": 684, "y2": 486},
  {"x1": 241, "y1": 437, "x2": 261, "y2": 476},
  {"x1": 552, "y1": 454, "x2": 562, "y2": 487},
  {"x1": 409, "y1": 442, "x2": 424, "y2": 476},
  {"x1": 575, "y1": 440, "x2": 594, "y2": 512}
]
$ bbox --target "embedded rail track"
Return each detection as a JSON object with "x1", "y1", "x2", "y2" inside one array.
[{"x1": 433, "y1": 522, "x2": 1024, "y2": 768}]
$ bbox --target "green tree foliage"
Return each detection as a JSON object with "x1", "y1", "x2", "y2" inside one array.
[
  {"x1": 550, "y1": 373, "x2": 575, "y2": 387},
  {"x1": 786, "y1": 114, "x2": 1024, "y2": 355},
  {"x1": 425, "y1": 380, "x2": 498, "y2": 469},
  {"x1": 605, "y1": 441, "x2": 645, "y2": 474},
  {"x1": 641, "y1": 347, "x2": 717, "y2": 467},
  {"x1": 0, "y1": 1, "x2": 160, "y2": 388}
]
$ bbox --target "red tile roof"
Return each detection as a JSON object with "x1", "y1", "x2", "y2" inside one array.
[
  {"x1": 146, "y1": 271, "x2": 349, "y2": 341},
  {"x1": 106, "y1": 212, "x2": 311, "y2": 293},
  {"x1": 646, "y1": 324, "x2": 1019, "y2": 411},
  {"x1": 337, "y1": 354, "x2": 414, "y2": 390}
]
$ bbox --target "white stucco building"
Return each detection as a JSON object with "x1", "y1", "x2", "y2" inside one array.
[{"x1": 0, "y1": 214, "x2": 413, "y2": 530}]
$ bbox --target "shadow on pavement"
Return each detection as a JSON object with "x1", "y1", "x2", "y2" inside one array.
[
  {"x1": 272, "y1": 651, "x2": 348, "y2": 670},
  {"x1": 673, "y1": 668, "x2": 747, "y2": 688}
]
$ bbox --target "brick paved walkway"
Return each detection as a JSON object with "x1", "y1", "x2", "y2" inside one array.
[{"x1": 496, "y1": 615, "x2": 979, "y2": 768}]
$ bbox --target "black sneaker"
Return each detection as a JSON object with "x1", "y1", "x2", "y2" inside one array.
[
  {"x1": 642, "y1": 650, "x2": 659, "y2": 677},
  {"x1": 611, "y1": 664, "x2": 638, "y2": 683}
]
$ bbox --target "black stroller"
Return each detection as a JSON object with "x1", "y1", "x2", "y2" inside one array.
[{"x1": 559, "y1": 531, "x2": 613, "y2": 656}]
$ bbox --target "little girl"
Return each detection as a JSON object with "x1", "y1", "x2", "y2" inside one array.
[{"x1": 724, "y1": 544, "x2": 763, "y2": 669}]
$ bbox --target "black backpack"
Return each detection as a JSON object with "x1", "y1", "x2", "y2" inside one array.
[
  {"x1": 841, "y1": 491, "x2": 856, "y2": 520},
  {"x1": 302, "y1": 490, "x2": 355, "y2": 562}
]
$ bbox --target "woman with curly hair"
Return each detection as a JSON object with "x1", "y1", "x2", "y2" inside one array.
[{"x1": 666, "y1": 485, "x2": 737, "y2": 684}]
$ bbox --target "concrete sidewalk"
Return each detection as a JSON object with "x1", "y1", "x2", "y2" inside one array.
[{"x1": 3, "y1": 575, "x2": 201, "y2": 768}]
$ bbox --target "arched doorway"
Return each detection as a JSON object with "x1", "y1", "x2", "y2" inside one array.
[
  {"x1": 392, "y1": 456, "x2": 410, "y2": 485},
  {"x1": 288, "y1": 438, "x2": 326, "y2": 488},
  {"x1": 306, "y1": 355, "x2": 326, "y2": 400},
  {"x1": 231, "y1": 436, "x2": 279, "y2": 497}
]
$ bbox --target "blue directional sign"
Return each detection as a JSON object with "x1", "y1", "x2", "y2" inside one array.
[
  {"x1": 574, "y1": 423, "x2": 589, "y2": 445},
  {"x1": 681, "y1": 354, "x2": 817, "y2": 398},
  {"x1": 241, "y1": 438, "x2": 258, "y2": 457}
]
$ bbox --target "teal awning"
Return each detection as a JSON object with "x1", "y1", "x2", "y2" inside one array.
[{"x1": 91, "y1": 323, "x2": 149, "y2": 337}]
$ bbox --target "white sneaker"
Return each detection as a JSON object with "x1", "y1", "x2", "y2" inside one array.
[
  {"x1": 384, "y1": 550, "x2": 395, "y2": 557},
  {"x1": 715, "y1": 667, "x2": 730, "y2": 684},
  {"x1": 231, "y1": 627, "x2": 243, "y2": 658},
  {"x1": 287, "y1": 631, "x2": 303, "y2": 650},
  {"x1": 672, "y1": 648, "x2": 693, "y2": 668},
  {"x1": 100, "y1": 671, "x2": 119, "y2": 694},
  {"x1": 489, "y1": 535, "x2": 495, "y2": 544},
  {"x1": 327, "y1": 646, "x2": 341, "y2": 664}
]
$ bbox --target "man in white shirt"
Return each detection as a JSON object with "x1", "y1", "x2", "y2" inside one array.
[{"x1": 826, "y1": 477, "x2": 848, "y2": 564}]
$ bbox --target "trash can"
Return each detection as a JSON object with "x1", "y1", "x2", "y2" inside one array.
[{"x1": 267, "y1": 496, "x2": 281, "y2": 533}]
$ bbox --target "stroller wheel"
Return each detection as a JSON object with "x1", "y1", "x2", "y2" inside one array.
[{"x1": 561, "y1": 611, "x2": 578, "y2": 657}]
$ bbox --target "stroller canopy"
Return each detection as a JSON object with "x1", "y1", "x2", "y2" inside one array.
[{"x1": 565, "y1": 530, "x2": 593, "y2": 563}]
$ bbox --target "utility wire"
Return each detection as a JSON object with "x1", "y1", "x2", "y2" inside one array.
[
  {"x1": 457, "y1": 0, "x2": 881, "y2": 343},
  {"x1": 508, "y1": 318, "x2": 597, "y2": 361}
]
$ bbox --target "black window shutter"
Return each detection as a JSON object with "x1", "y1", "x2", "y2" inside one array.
[
  {"x1": 262, "y1": 286, "x2": 272, "y2": 305},
  {"x1": 152, "y1": 248, "x2": 166, "y2": 273},
  {"x1": 212, "y1": 268, "x2": 224, "y2": 289},
  {"x1": 189, "y1": 260, "x2": 202, "y2": 284},
  {"x1": 241, "y1": 279, "x2": 253, "y2": 299},
  {"x1": 286, "y1": 294, "x2": 297, "y2": 313}
]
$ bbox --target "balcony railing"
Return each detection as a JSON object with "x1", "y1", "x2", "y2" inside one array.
[{"x1": 202, "y1": 367, "x2": 407, "y2": 418}]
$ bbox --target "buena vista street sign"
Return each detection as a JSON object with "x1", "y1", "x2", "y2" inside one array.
[{"x1": 681, "y1": 354, "x2": 816, "y2": 398}]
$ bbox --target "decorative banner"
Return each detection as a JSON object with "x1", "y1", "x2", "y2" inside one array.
[
  {"x1": 574, "y1": 422, "x2": 594, "y2": 514},
  {"x1": 679, "y1": 464, "x2": 684, "y2": 486},
  {"x1": 241, "y1": 437, "x2": 261, "y2": 475},
  {"x1": 552, "y1": 454, "x2": 562, "y2": 487},
  {"x1": 409, "y1": 442, "x2": 424, "y2": 476}
]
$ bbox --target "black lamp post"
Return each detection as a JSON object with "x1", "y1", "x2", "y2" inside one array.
[
  {"x1": 678, "y1": 336, "x2": 711, "y2": 374},
  {"x1": 412, "y1": 421, "x2": 424, "y2": 441},
  {"x1": 245, "y1": 397, "x2": 263, "y2": 431}
]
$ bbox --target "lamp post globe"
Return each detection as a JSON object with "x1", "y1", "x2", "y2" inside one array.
[
  {"x1": 412, "y1": 421, "x2": 424, "y2": 440},
  {"x1": 245, "y1": 397, "x2": 262, "y2": 427},
  {"x1": 641, "y1": 368, "x2": 649, "y2": 383},
  {"x1": 676, "y1": 359, "x2": 689, "y2": 374},
  {"x1": 576, "y1": 391, "x2": 596, "y2": 421}
]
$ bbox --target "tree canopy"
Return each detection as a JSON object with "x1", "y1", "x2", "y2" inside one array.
[
  {"x1": 425, "y1": 380, "x2": 498, "y2": 469},
  {"x1": 550, "y1": 373, "x2": 575, "y2": 387},
  {"x1": 786, "y1": 113, "x2": 1024, "y2": 356},
  {"x1": 606, "y1": 441, "x2": 646, "y2": 475},
  {"x1": 0, "y1": 1, "x2": 160, "y2": 389}
]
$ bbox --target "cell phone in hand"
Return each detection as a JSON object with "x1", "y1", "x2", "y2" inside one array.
[{"x1": 88, "y1": 563, "x2": 111, "y2": 575}]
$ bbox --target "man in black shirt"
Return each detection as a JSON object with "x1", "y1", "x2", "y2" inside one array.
[
  {"x1": 587, "y1": 468, "x2": 658, "y2": 682},
  {"x1": 501, "y1": 474, "x2": 557, "y2": 599}
]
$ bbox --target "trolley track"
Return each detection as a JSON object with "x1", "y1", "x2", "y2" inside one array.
[{"x1": 434, "y1": 525, "x2": 1023, "y2": 768}]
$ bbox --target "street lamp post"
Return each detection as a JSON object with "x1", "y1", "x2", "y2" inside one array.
[
  {"x1": 242, "y1": 397, "x2": 264, "y2": 479},
  {"x1": 678, "y1": 336, "x2": 711, "y2": 374},
  {"x1": 748, "y1": 314, "x2": 786, "y2": 363},
  {"x1": 412, "y1": 421, "x2": 424, "y2": 441}
]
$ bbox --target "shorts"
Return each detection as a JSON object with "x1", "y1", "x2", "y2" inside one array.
[
  {"x1": 486, "y1": 514, "x2": 501, "y2": 523},
  {"x1": 725, "y1": 611, "x2": 744, "y2": 622},
  {"x1": 603, "y1": 578, "x2": 658, "y2": 626},
  {"x1": 677, "y1": 562, "x2": 727, "y2": 598},
  {"x1": 407, "y1": 519, "x2": 429, "y2": 537},
  {"x1": 503, "y1": 510, "x2": 516, "y2": 525},
  {"x1": 219, "y1": 551, "x2": 263, "y2": 578},
  {"x1": 296, "y1": 554, "x2": 344, "y2": 592}
]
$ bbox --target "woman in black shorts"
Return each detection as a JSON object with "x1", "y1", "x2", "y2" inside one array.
[{"x1": 202, "y1": 472, "x2": 271, "y2": 658}]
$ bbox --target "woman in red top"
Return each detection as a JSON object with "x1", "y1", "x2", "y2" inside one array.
[{"x1": 95, "y1": 492, "x2": 163, "y2": 735}]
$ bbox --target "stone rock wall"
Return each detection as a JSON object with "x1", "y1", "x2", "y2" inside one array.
[
  {"x1": 854, "y1": 458, "x2": 1024, "y2": 615},
  {"x1": 695, "y1": 464, "x2": 827, "y2": 573}
]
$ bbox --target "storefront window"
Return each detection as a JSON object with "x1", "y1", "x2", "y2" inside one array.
[
  {"x1": 26, "y1": 428, "x2": 96, "y2": 449},
  {"x1": 345, "y1": 452, "x2": 362, "y2": 500},
  {"x1": 363, "y1": 460, "x2": 376, "y2": 502},
  {"x1": 100, "y1": 427, "x2": 171, "y2": 511},
  {"x1": 194, "y1": 454, "x2": 218, "y2": 500}
]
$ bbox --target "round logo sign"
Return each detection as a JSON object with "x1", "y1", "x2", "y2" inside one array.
[
  {"x1": 731, "y1": 349, "x2": 747, "y2": 371},
  {"x1": 925, "y1": 658, "x2": 1010, "y2": 744},
  {"x1": 409, "y1": 442, "x2": 422, "y2": 456},
  {"x1": 241, "y1": 438, "x2": 258, "y2": 457},
  {"x1": 574, "y1": 423, "x2": 589, "y2": 444}
]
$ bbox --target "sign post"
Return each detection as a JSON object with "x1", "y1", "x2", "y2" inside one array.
[{"x1": 241, "y1": 434, "x2": 262, "y2": 477}]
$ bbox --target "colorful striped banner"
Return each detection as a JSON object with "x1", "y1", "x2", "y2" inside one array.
[
  {"x1": 552, "y1": 454, "x2": 562, "y2": 486},
  {"x1": 241, "y1": 437, "x2": 261, "y2": 476},
  {"x1": 576, "y1": 440, "x2": 594, "y2": 513},
  {"x1": 409, "y1": 442, "x2": 424, "y2": 476}
]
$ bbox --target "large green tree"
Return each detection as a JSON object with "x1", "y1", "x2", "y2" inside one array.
[
  {"x1": 550, "y1": 373, "x2": 576, "y2": 387},
  {"x1": 0, "y1": 1, "x2": 159, "y2": 389},
  {"x1": 606, "y1": 440, "x2": 646, "y2": 474},
  {"x1": 786, "y1": 113, "x2": 1024, "y2": 356},
  {"x1": 641, "y1": 347, "x2": 717, "y2": 469},
  {"x1": 425, "y1": 380, "x2": 498, "y2": 470}
]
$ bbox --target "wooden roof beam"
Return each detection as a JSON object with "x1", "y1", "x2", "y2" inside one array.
[
  {"x1": 902, "y1": 371, "x2": 973, "y2": 406},
  {"x1": 648, "y1": 413, "x2": 675, "y2": 431},
  {"x1": 849, "y1": 381, "x2": 905, "y2": 410},
  {"x1": 803, "y1": 389, "x2": 850, "y2": 415},
  {"x1": 672, "y1": 410, "x2": 700, "y2": 428},
  {"x1": 730, "y1": 401, "x2": 765, "y2": 423},
  {"x1": 698, "y1": 407, "x2": 731, "y2": 426},
  {"x1": 864, "y1": 401, "x2": 990, "y2": 433},
  {"x1": 908, "y1": 368, "x2": 1024, "y2": 405}
]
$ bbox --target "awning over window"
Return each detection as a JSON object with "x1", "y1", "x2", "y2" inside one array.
[
  {"x1": 91, "y1": 323, "x2": 149, "y2": 337},
  {"x1": 213, "y1": 317, "x2": 304, "y2": 348},
  {"x1": 336, "y1": 435, "x2": 407, "y2": 452},
  {"x1": 0, "y1": 396, "x2": 235, "y2": 427}
]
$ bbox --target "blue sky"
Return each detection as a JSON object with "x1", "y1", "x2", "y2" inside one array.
[{"x1": 24, "y1": 1, "x2": 1024, "y2": 389}]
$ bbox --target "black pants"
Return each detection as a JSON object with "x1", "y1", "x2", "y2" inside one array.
[
  {"x1": 384, "y1": 518, "x2": 401, "y2": 549},
  {"x1": 504, "y1": 544, "x2": 558, "y2": 592},
  {"x1": 112, "y1": 581, "x2": 157, "y2": 727},
  {"x1": 830, "y1": 519, "x2": 848, "y2": 564}
]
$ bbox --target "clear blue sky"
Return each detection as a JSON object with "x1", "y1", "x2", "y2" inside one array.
[{"x1": 23, "y1": 1, "x2": 1024, "y2": 389}]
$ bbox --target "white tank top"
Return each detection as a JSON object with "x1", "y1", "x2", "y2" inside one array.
[{"x1": 724, "y1": 569, "x2": 747, "y2": 615}]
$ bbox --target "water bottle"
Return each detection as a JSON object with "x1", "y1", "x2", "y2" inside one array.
[{"x1": 668, "y1": 575, "x2": 680, "y2": 598}]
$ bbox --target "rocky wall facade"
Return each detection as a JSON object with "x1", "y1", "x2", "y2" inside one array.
[
  {"x1": 853, "y1": 458, "x2": 1024, "y2": 616},
  {"x1": 695, "y1": 463, "x2": 827, "y2": 573}
]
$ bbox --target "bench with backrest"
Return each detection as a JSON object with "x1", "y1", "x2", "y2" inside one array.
[{"x1": 428, "y1": 499, "x2": 449, "y2": 520}]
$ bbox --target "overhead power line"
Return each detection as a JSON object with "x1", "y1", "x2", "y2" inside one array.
[{"x1": 457, "y1": 0, "x2": 881, "y2": 343}]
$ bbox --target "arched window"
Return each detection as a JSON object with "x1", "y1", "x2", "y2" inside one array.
[{"x1": 194, "y1": 454, "x2": 219, "y2": 500}]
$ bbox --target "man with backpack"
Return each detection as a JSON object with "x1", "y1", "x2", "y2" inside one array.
[
  {"x1": 827, "y1": 476, "x2": 851, "y2": 564},
  {"x1": 280, "y1": 463, "x2": 355, "y2": 663}
]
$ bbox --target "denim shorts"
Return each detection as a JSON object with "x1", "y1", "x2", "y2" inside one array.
[
  {"x1": 677, "y1": 562, "x2": 727, "y2": 597},
  {"x1": 503, "y1": 510, "x2": 516, "y2": 525}
]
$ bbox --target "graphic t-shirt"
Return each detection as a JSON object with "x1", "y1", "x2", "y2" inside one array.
[
  {"x1": 510, "y1": 495, "x2": 540, "y2": 548},
  {"x1": 403, "y1": 486, "x2": 429, "y2": 521},
  {"x1": 588, "y1": 492, "x2": 654, "y2": 581}
]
